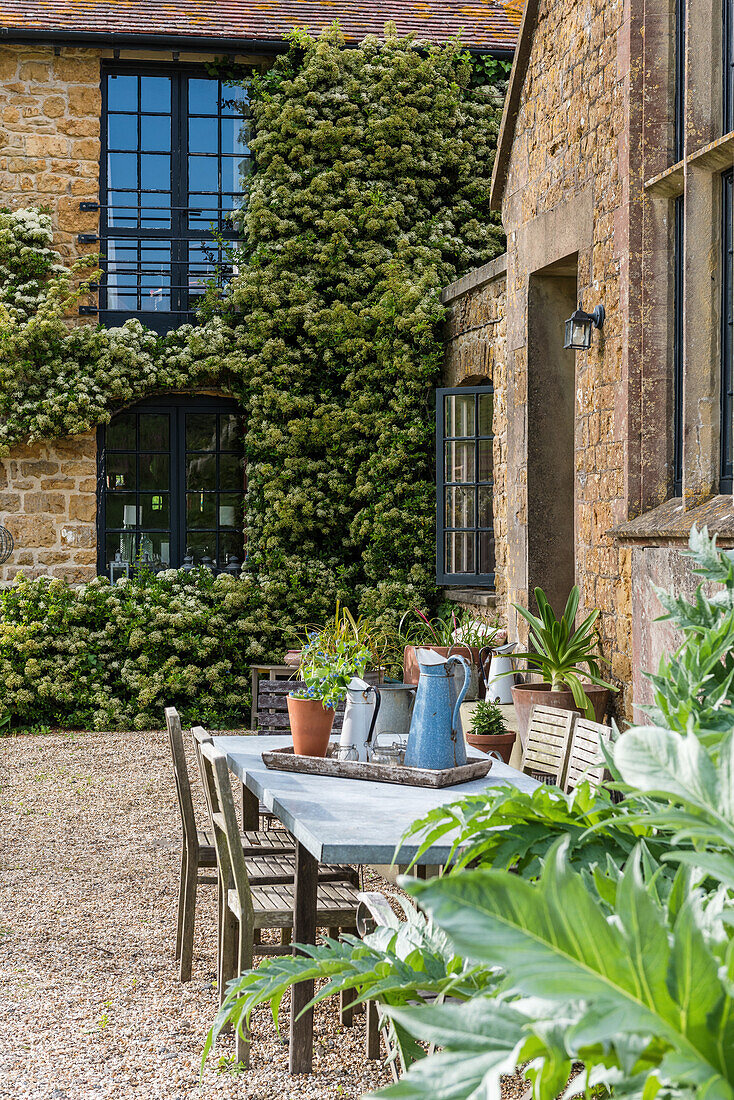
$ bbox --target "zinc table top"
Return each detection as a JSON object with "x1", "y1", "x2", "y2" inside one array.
[{"x1": 214, "y1": 734, "x2": 540, "y2": 866}]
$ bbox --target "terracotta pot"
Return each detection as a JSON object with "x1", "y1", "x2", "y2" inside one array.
[
  {"x1": 287, "y1": 696, "x2": 335, "y2": 757},
  {"x1": 466, "y1": 730, "x2": 516, "y2": 765},
  {"x1": 403, "y1": 645, "x2": 482, "y2": 700},
  {"x1": 511, "y1": 681, "x2": 611, "y2": 746},
  {"x1": 284, "y1": 649, "x2": 302, "y2": 667}
]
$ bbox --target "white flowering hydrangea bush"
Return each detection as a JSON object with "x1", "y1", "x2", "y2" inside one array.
[{"x1": 0, "y1": 27, "x2": 507, "y2": 728}]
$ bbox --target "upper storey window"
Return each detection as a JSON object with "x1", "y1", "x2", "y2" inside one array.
[{"x1": 100, "y1": 66, "x2": 250, "y2": 332}]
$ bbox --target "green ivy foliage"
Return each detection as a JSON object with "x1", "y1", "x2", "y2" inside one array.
[{"x1": 0, "y1": 26, "x2": 505, "y2": 726}]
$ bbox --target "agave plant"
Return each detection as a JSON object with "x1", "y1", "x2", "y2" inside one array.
[{"x1": 512, "y1": 585, "x2": 616, "y2": 717}]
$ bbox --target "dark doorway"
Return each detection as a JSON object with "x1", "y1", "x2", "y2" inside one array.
[{"x1": 527, "y1": 261, "x2": 577, "y2": 614}]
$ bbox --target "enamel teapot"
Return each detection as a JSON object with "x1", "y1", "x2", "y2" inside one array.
[{"x1": 403, "y1": 649, "x2": 471, "y2": 770}]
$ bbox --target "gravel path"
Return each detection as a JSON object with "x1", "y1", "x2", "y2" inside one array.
[{"x1": 0, "y1": 729, "x2": 531, "y2": 1100}]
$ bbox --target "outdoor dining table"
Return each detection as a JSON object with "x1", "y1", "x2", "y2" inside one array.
[{"x1": 213, "y1": 733, "x2": 540, "y2": 1074}]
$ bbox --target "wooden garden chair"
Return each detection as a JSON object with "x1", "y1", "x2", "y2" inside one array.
[
  {"x1": 520, "y1": 705, "x2": 577, "y2": 785},
  {"x1": 200, "y1": 741, "x2": 363, "y2": 1066},
  {"x1": 565, "y1": 716, "x2": 615, "y2": 794},
  {"x1": 166, "y1": 707, "x2": 301, "y2": 981}
]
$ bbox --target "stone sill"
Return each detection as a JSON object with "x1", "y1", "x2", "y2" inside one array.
[
  {"x1": 645, "y1": 160, "x2": 683, "y2": 197},
  {"x1": 442, "y1": 587, "x2": 498, "y2": 607},
  {"x1": 645, "y1": 132, "x2": 734, "y2": 197},
  {"x1": 611, "y1": 494, "x2": 734, "y2": 545}
]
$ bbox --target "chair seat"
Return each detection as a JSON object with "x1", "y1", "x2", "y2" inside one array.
[
  {"x1": 228, "y1": 880, "x2": 361, "y2": 929},
  {"x1": 196, "y1": 832, "x2": 354, "y2": 885},
  {"x1": 197, "y1": 827, "x2": 294, "y2": 863}
]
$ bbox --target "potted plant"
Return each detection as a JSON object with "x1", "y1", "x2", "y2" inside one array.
[
  {"x1": 400, "y1": 609, "x2": 506, "y2": 700},
  {"x1": 287, "y1": 632, "x2": 371, "y2": 757},
  {"x1": 465, "y1": 700, "x2": 516, "y2": 763},
  {"x1": 510, "y1": 585, "x2": 616, "y2": 741},
  {"x1": 285, "y1": 603, "x2": 386, "y2": 681}
]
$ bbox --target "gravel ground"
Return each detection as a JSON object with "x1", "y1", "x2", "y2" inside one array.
[{"x1": 0, "y1": 729, "x2": 531, "y2": 1100}]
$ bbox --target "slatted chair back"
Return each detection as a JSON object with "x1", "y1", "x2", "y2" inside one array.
[
  {"x1": 256, "y1": 678, "x2": 347, "y2": 736},
  {"x1": 166, "y1": 706, "x2": 198, "y2": 855},
  {"x1": 191, "y1": 724, "x2": 217, "y2": 819},
  {"x1": 521, "y1": 705, "x2": 576, "y2": 786},
  {"x1": 565, "y1": 717, "x2": 613, "y2": 794},
  {"x1": 200, "y1": 742, "x2": 255, "y2": 936}
]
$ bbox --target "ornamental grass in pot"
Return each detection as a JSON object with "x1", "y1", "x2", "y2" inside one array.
[
  {"x1": 465, "y1": 700, "x2": 516, "y2": 764},
  {"x1": 510, "y1": 585, "x2": 616, "y2": 744},
  {"x1": 287, "y1": 631, "x2": 370, "y2": 757}
]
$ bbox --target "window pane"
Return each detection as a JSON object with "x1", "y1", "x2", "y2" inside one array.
[
  {"x1": 105, "y1": 493, "x2": 138, "y2": 528},
  {"x1": 140, "y1": 76, "x2": 171, "y2": 113},
  {"x1": 108, "y1": 152, "x2": 137, "y2": 190},
  {"x1": 189, "y1": 155, "x2": 219, "y2": 192},
  {"x1": 140, "y1": 192, "x2": 171, "y2": 230},
  {"x1": 221, "y1": 116, "x2": 247, "y2": 154},
  {"x1": 478, "y1": 392, "x2": 493, "y2": 436},
  {"x1": 186, "y1": 531, "x2": 217, "y2": 564},
  {"x1": 140, "y1": 153, "x2": 170, "y2": 191},
  {"x1": 138, "y1": 531, "x2": 171, "y2": 566},
  {"x1": 218, "y1": 493, "x2": 241, "y2": 528},
  {"x1": 106, "y1": 531, "x2": 135, "y2": 569},
  {"x1": 139, "y1": 453, "x2": 169, "y2": 491},
  {"x1": 139, "y1": 493, "x2": 170, "y2": 528},
  {"x1": 444, "y1": 394, "x2": 475, "y2": 437},
  {"x1": 220, "y1": 531, "x2": 243, "y2": 563},
  {"x1": 107, "y1": 74, "x2": 138, "y2": 112},
  {"x1": 107, "y1": 191, "x2": 137, "y2": 229},
  {"x1": 106, "y1": 453, "x2": 136, "y2": 491},
  {"x1": 140, "y1": 414, "x2": 169, "y2": 451},
  {"x1": 141, "y1": 114, "x2": 171, "y2": 152},
  {"x1": 189, "y1": 116, "x2": 218, "y2": 154},
  {"x1": 108, "y1": 113, "x2": 137, "y2": 151},
  {"x1": 189, "y1": 78, "x2": 219, "y2": 115},
  {"x1": 445, "y1": 531, "x2": 475, "y2": 574},
  {"x1": 221, "y1": 156, "x2": 247, "y2": 194},
  {"x1": 187, "y1": 492, "x2": 216, "y2": 529},
  {"x1": 186, "y1": 452, "x2": 216, "y2": 490},
  {"x1": 220, "y1": 413, "x2": 243, "y2": 451},
  {"x1": 220, "y1": 452, "x2": 245, "y2": 489},
  {"x1": 445, "y1": 441, "x2": 475, "y2": 482},
  {"x1": 187, "y1": 413, "x2": 217, "y2": 450},
  {"x1": 478, "y1": 485, "x2": 492, "y2": 529},
  {"x1": 479, "y1": 532, "x2": 495, "y2": 575},
  {"x1": 445, "y1": 486, "x2": 474, "y2": 529},
  {"x1": 478, "y1": 438, "x2": 492, "y2": 482},
  {"x1": 106, "y1": 412, "x2": 136, "y2": 450},
  {"x1": 221, "y1": 83, "x2": 248, "y2": 115}
]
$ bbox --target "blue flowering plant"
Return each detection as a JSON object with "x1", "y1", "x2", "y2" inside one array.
[{"x1": 290, "y1": 632, "x2": 371, "y2": 711}]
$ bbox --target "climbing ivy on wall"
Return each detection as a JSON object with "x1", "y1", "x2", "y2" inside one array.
[{"x1": 0, "y1": 25, "x2": 505, "y2": 648}]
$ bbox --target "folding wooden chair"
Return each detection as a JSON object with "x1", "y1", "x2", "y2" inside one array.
[
  {"x1": 520, "y1": 704, "x2": 577, "y2": 786},
  {"x1": 565, "y1": 716, "x2": 614, "y2": 794},
  {"x1": 200, "y1": 741, "x2": 363, "y2": 1066}
]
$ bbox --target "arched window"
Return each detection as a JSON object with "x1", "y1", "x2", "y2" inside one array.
[{"x1": 97, "y1": 396, "x2": 245, "y2": 575}]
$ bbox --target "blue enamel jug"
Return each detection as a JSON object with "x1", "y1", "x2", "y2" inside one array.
[{"x1": 403, "y1": 650, "x2": 471, "y2": 770}]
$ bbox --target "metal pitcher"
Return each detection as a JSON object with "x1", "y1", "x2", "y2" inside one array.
[
  {"x1": 339, "y1": 677, "x2": 380, "y2": 762},
  {"x1": 479, "y1": 642, "x2": 517, "y2": 704},
  {"x1": 404, "y1": 650, "x2": 471, "y2": 770},
  {"x1": 367, "y1": 683, "x2": 417, "y2": 744}
]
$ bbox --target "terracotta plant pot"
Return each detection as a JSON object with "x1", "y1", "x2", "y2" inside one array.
[
  {"x1": 465, "y1": 730, "x2": 516, "y2": 765},
  {"x1": 511, "y1": 681, "x2": 611, "y2": 746},
  {"x1": 287, "y1": 696, "x2": 335, "y2": 757},
  {"x1": 403, "y1": 645, "x2": 482, "y2": 700}
]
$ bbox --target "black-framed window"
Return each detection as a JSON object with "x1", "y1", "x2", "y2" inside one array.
[
  {"x1": 97, "y1": 396, "x2": 246, "y2": 574},
  {"x1": 725, "y1": 0, "x2": 734, "y2": 134},
  {"x1": 722, "y1": 168, "x2": 733, "y2": 493},
  {"x1": 673, "y1": 194, "x2": 684, "y2": 495},
  {"x1": 675, "y1": 0, "x2": 686, "y2": 159},
  {"x1": 100, "y1": 64, "x2": 250, "y2": 332},
  {"x1": 436, "y1": 386, "x2": 495, "y2": 586}
]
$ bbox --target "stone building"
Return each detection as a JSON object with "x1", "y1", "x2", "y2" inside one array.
[
  {"x1": 0, "y1": 1, "x2": 519, "y2": 583},
  {"x1": 440, "y1": 0, "x2": 734, "y2": 713}
]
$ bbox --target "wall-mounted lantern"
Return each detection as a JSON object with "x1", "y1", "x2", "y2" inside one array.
[
  {"x1": 0, "y1": 526, "x2": 13, "y2": 565},
  {"x1": 564, "y1": 304, "x2": 605, "y2": 350}
]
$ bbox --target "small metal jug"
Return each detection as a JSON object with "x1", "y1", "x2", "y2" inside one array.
[
  {"x1": 479, "y1": 642, "x2": 517, "y2": 704},
  {"x1": 367, "y1": 683, "x2": 416, "y2": 744},
  {"x1": 339, "y1": 677, "x2": 380, "y2": 762},
  {"x1": 404, "y1": 650, "x2": 471, "y2": 770}
]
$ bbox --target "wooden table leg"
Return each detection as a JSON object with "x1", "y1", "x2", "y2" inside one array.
[
  {"x1": 289, "y1": 840, "x2": 318, "y2": 1074},
  {"x1": 242, "y1": 782, "x2": 259, "y2": 832}
]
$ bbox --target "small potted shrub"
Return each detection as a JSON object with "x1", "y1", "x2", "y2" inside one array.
[
  {"x1": 287, "y1": 632, "x2": 370, "y2": 757},
  {"x1": 510, "y1": 585, "x2": 616, "y2": 742},
  {"x1": 465, "y1": 700, "x2": 516, "y2": 763}
]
